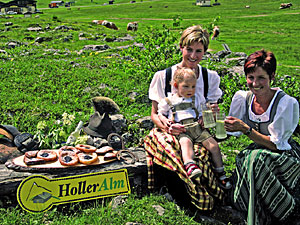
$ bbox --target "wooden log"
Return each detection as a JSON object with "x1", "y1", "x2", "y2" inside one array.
[{"x1": 0, "y1": 148, "x2": 148, "y2": 200}]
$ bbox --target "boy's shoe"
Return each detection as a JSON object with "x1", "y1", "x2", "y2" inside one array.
[
  {"x1": 184, "y1": 162, "x2": 202, "y2": 179},
  {"x1": 216, "y1": 171, "x2": 232, "y2": 190}
]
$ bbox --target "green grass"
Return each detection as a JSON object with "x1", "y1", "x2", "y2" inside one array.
[{"x1": 0, "y1": 194, "x2": 202, "y2": 225}]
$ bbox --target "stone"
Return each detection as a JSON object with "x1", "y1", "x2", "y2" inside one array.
[
  {"x1": 54, "y1": 25, "x2": 71, "y2": 31},
  {"x1": 6, "y1": 42, "x2": 19, "y2": 49},
  {"x1": 109, "y1": 195, "x2": 128, "y2": 209},
  {"x1": 225, "y1": 57, "x2": 246, "y2": 66},
  {"x1": 111, "y1": 114, "x2": 127, "y2": 133},
  {"x1": 27, "y1": 27, "x2": 43, "y2": 32},
  {"x1": 152, "y1": 204, "x2": 165, "y2": 216},
  {"x1": 136, "y1": 116, "x2": 154, "y2": 130},
  {"x1": 82, "y1": 44, "x2": 110, "y2": 51},
  {"x1": 35, "y1": 37, "x2": 52, "y2": 43},
  {"x1": 5, "y1": 22, "x2": 13, "y2": 26}
]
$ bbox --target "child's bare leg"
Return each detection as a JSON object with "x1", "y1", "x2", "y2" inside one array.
[
  {"x1": 202, "y1": 137, "x2": 223, "y2": 168},
  {"x1": 179, "y1": 137, "x2": 194, "y2": 164},
  {"x1": 202, "y1": 137, "x2": 232, "y2": 189},
  {"x1": 180, "y1": 137, "x2": 202, "y2": 179}
]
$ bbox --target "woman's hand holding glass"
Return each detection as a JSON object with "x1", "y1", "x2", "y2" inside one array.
[{"x1": 224, "y1": 116, "x2": 248, "y2": 133}]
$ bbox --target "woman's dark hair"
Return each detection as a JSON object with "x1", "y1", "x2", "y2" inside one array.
[{"x1": 244, "y1": 49, "x2": 276, "y2": 79}]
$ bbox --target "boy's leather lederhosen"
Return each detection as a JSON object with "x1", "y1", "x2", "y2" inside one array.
[{"x1": 165, "y1": 96, "x2": 211, "y2": 143}]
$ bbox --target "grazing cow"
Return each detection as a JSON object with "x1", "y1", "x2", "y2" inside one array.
[
  {"x1": 101, "y1": 20, "x2": 118, "y2": 30},
  {"x1": 245, "y1": 5, "x2": 250, "y2": 8},
  {"x1": 127, "y1": 22, "x2": 138, "y2": 31},
  {"x1": 211, "y1": 26, "x2": 220, "y2": 40},
  {"x1": 279, "y1": 3, "x2": 293, "y2": 9},
  {"x1": 92, "y1": 20, "x2": 119, "y2": 30}
]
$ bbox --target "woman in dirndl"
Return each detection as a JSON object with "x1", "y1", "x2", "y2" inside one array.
[
  {"x1": 144, "y1": 25, "x2": 225, "y2": 210},
  {"x1": 225, "y1": 49, "x2": 300, "y2": 224}
]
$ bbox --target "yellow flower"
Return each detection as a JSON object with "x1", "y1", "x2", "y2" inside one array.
[{"x1": 37, "y1": 121, "x2": 47, "y2": 131}]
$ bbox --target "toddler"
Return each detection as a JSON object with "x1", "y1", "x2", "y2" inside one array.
[{"x1": 158, "y1": 67, "x2": 231, "y2": 189}]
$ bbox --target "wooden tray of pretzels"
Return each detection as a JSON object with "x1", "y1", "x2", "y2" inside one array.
[{"x1": 10, "y1": 145, "x2": 118, "y2": 171}]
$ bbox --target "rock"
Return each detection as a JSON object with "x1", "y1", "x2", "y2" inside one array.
[
  {"x1": 136, "y1": 116, "x2": 154, "y2": 130},
  {"x1": 5, "y1": 22, "x2": 13, "y2": 26},
  {"x1": 225, "y1": 57, "x2": 246, "y2": 66},
  {"x1": 78, "y1": 32, "x2": 86, "y2": 37},
  {"x1": 27, "y1": 27, "x2": 43, "y2": 32},
  {"x1": 54, "y1": 25, "x2": 71, "y2": 31},
  {"x1": 115, "y1": 34, "x2": 135, "y2": 42},
  {"x1": 125, "y1": 222, "x2": 144, "y2": 225},
  {"x1": 232, "y1": 52, "x2": 248, "y2": 58},
  {"x1": 228, "y1": 66, "x2": 244, "y2": 76},
  {"x1": 104, "y1": 37, "x2": 116, "y2": 42},
  {"x1": 215, "y1": 50, "x2": 232, "y2": 59},
  {"x1": 109, "y1": 195, "x2": 128, "y2": 209},
  {"x1": 6, "y1": 42, "x2": 19, "y2": 49},
  {"x1": 152, "y1": 204, "x2": 165, "y2": 216},
  {"x1": 116, "y1": 43, "x2": 144, "y2": 50},
  {"x1": 111, "y1": 114, "x2": 127, "y2": 133},
  {"x1": 128, "y1": 91, "x2": 139, "y2": 101},
  {"x1": 121, "y1": 132, "x2": 133, "y2": 144},
  {"x1": 35, "y1": 37, "x2": 52, "y2": 43},
  {"x1": 82, "y1": 44, "x2": 110, "y2": 51}
]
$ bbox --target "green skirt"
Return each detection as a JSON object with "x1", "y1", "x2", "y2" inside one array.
[{"x1": 230, "y1": 146, "x2": 300, "y2": 225}]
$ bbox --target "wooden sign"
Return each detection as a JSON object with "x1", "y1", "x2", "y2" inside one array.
[{"x1": 17, "y1": 169, "x2": 130, "y2": 213}]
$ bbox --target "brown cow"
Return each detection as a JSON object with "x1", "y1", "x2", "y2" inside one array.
[
  {"x1": 211, "y1": 26, "x2": 220, "y2": 40},
  {"x1": 127, "y1": 22, "x2": 138, "y2": 31},
  {"x1": 101, "y1": 20, "x2": 119, "y2": 30}
]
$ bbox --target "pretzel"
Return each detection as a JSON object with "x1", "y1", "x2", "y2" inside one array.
[
  {"x1": 77, "y1": 152, "x2": 98, "y2": 165},
  {"x1": 75, "y1": 144, "x2": 96, "y2": 153},
  {"x1": 24, "y1": 150, "x2": 39, "y2": 158},
  {"x1": 103, "y1": 152, "x2": 117, "y2": 160},
  {"x1": 59, "y1": 151, "x2": 78, "y2": 166},
  {"x1": 37, "y1": 150, "x2": 57, "y2": 161},
  {"x1": 59, "y1": 146, "x2": 80, "y2": 155},
  {"x1": 96, "y1": 146, "x2": 114, "y2": 155}
]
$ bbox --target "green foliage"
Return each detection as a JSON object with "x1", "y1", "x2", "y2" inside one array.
[
  {"x1": 34, "y1": 112, "x2": 79, "y2": 149},
  {"x1": 119, "y1": 25, "x2": 182, "y2": 83},
  {"x1": 172, "y1": 14, "x2": 183, "y2": 28}
]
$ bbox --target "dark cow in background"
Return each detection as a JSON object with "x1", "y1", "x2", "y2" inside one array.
[
  {"x1": 280, "y1": 3, "x2": 293, "y2": 9},
  {"x1": 127, "y1": 22, "x2": 138, "y2": 31}
]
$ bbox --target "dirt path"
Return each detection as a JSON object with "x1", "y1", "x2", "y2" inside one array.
[{"x1": 111, "y1": 12, "x2": 300, "y2": 21}]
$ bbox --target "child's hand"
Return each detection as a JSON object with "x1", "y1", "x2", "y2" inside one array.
[
  {"x1": 210, "y1": 102, "x2": 219, "y2": 113},
  {"x1": 198, "y1": 117, "x2": 204, "y2": 128},
  {"x1": 159, "y1": 116, "x2": 173, "y2": 128},
  {"x1": 169, "y1": 123, "x2": 185, "y2": 135}
]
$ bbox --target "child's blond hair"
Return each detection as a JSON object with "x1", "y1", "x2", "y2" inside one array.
[{"x1": 172, "y1": 67, "x2": 197, "y2": 87}]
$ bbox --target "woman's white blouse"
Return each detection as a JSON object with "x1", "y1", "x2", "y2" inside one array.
[
  {"x1": 228, "y1": 88, "x2": 299, "y2": 150},
  {"x1": 149, "y1": 64, "x2": 222, "y2": 106}
]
